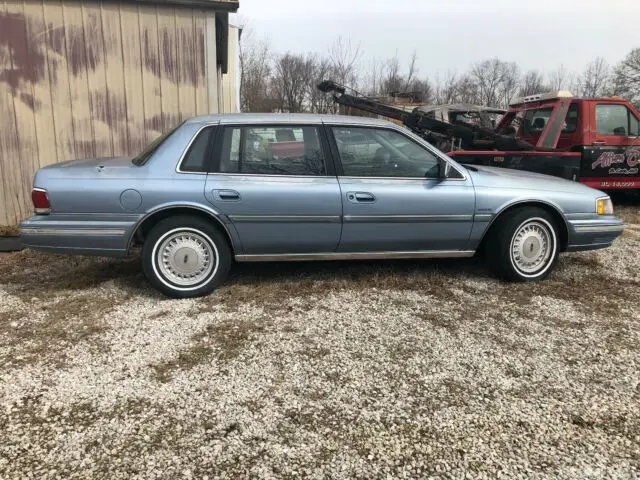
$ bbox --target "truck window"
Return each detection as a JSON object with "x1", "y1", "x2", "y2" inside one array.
[
  {"x1": 596, "y1": 104, "x2": 636, "y2": 136},
  {"x1": 523, "y1": 107, "x2": 553, "y2": 135},
  {"x1": 562, "y1": 103, "x2": 579, "y2": 133},
  {"x1": 631, "y1": 114, "x2": 639, "y2": 137}
]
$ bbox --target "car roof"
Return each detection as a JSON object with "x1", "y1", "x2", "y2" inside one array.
[{"x1": 185, "y1": 112, "x2": 397, "y2": 127}]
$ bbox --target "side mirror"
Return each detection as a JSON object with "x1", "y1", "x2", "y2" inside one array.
[{"x1": 439, "y1": 159, "x2": 450, "y2": 179}]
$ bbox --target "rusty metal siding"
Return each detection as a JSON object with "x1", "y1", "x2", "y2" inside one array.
[{"x1": 0, "y1": 0, "x2": 234, "y2": 227}]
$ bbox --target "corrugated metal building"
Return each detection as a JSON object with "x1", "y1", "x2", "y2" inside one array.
[{"x1": 0, "y1": 0, "x2": 240, "y2": 227}]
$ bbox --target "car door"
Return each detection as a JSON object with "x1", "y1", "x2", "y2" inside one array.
[
  {"x1": 327, "y1": 124, "x2": 475, "y2": 252},
  {"x1": 204, "y1": 123, "x2": 342, "y2": 255},
  {"x1": 582, "y1": 103, "x2": 640, "y2": 187}
]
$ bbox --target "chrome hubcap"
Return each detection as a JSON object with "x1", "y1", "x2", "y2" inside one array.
[
  {"x1": 511, "y1": 221, "x2": 552, "y2": 274},
  {"x1": 157, "y1": 231, "x2": 215, "y2": 286}
]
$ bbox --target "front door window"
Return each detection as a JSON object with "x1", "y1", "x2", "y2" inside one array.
[
  {"x1": 331, "y1": 126, "x2": 444, "y2": 178},
  {"x1": 596, "y1": 104, "x2": 637, "y2": 137}
]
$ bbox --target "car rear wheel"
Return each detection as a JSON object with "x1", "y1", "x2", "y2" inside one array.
[
  {"x1": 485, "y1": 207, "x2": 559, "y2": 282},
  {"x1": 142, "y1": 216, "x2": 231, "y2": 298}
]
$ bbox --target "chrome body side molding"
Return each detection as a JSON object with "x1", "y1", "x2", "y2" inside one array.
[
  {"x1": 228, "y1": 215, "x2": 342, "y2": 223},
  {"x1": 20, "y1": 227, "x2": 127, "y2": 236},
  {"x1": 235, "y1": 250, "x2": 476, "y2": 262},
  {"x1": 343, "y1": 214, "x2": 474, "y2": 223}
]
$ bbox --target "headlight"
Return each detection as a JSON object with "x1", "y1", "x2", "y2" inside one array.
[{"x1": 596, "y1": 197, "x2": 614, "y2": 215}]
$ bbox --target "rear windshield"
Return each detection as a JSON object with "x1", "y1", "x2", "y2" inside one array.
[{"x1": 132, "y1": 122, "x2": 185, "y2": 166}]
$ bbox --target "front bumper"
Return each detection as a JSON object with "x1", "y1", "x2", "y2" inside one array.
[
  {"x1": 565, "y1": 215, "x2": 625, "y2": 252},
  {"x1": 19, "y1": 215, "x2": 135, "y2": 257}
]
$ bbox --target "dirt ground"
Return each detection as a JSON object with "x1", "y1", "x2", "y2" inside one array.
[{"x1": 1, "y1": 207, "x2": 639, "y2": 479}]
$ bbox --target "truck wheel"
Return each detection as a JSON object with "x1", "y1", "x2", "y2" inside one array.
[
  {"x1": 142, "y1": 216, "x2": 231, "y2": 298},
  {"x1": 485, "y1": 207, "x2": 559, "y2": 282}
]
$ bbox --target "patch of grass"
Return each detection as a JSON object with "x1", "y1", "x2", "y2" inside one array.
[
  {"x1": 492, "y1": 272, "x2": 632, "y2": 318},
  {"x1": 0, "y1": 252, "x2": 143, "y2": 301},
  {"x1": 194, "y1": 261, "x2": 468, "y2": 317},
  {"x1": 151, "y1": 319, "x2": 269, "y2": 382},
  {"x1": 420, "y1": 312, "x2": 458, "y2": 332},
  {"x1": 568, "y1": 253, "x2": 603, "y2": 268},
  {"x1": 298, "y1": 345, "x2": 332, "y2": 360},
  {"x1": 148, "y1": 310, "x2": 171, "y2": 320},
  {"x1": 387, "y1": 342, "x2": 417, "y2": 362},
  {"x1": 615, "y1": 205, "x2": 640, "y2": 225},
  {"x1": 152, "y1": 341, "x2": 214, "y2": 383},
  {"x1": 0, "y1": 290, "x2": 127, "y2": 368}
]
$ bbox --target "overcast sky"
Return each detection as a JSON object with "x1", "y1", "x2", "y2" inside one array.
[{"x1": 236, "y1": 0, "x2": 640, "y2": 82}]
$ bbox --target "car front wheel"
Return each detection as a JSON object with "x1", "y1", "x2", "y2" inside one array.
[
  {"x1": 486, "y1": 207, "x2": 559, "y2": 282},
  {"x1": 142, "y1": 216, "x2": 231, "y2": 298}
]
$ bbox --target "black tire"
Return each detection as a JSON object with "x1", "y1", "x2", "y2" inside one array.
[
  {"x1": 142, "y1": 215, "x2": 232, "y2": 298},
  {"x1": 484, "y1": 207, "x2": 559, "y2": 282}
]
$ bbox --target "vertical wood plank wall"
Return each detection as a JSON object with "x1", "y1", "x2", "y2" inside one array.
[{"x1": 0, "y1": 0, "x2": 238, "y2": 227}]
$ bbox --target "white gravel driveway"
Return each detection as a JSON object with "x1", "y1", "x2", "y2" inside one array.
[{"x1": 1, "y1": 207, "x2": 639, "y2": 479}]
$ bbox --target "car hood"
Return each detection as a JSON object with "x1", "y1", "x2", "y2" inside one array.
[{"x1": 464, "y1": 164, "x2": 600, "y2": 194}]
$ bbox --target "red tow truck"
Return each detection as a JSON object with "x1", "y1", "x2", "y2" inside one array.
[
  {"x1": 448, "y1": 91, "x2": 640, "y2": 191},
  {"x1": 319, "y1": 81, "x2": 640, "y2": 191}
]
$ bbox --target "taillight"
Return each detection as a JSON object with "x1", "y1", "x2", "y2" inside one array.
[{"x1": 32, "y1": 188, "x2": 51, "y2": 214}]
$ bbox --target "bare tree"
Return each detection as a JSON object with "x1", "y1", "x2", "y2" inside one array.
[
  {"x1": 519, "y1": 70, "x2": 549, "y2": 97},
  {"x1": 576, "y1": 57, "x2": 610, "y2": 97},
  {"x1": 381, "y1": 53, "x2": 404, "y2": 95},
  {"x1": 406, "y1": 78, "x2": 434, "y2": 104},
  {"x1": 328, "y1": 36, "x2": 362, "y2": 88},
  {"x1": 363, "y1": 57, "x2": 385, "y2": 96},
  {"x1": 243, "y1": 27, "x2": 640, "y2": 116},
  {"x1": 498, "y1": 62, "x2": 520, "y2": 107},
  {"x1": 308, "y1": 55, "x2": 337, "y2": 114},
  {"x1": 456, "y1": 74, "x2": 482, "y2": 104},
  {"x1": 239, "y1": 28, "x2": 274, "y2": 112},
  {"x1": 547, "y1": 64, "x2": 570, "y2": 91},
  {"x1": 361, "y1": 52, "x2": 432, "y2": 104},
  {"x1": 271, "y1": 53, "x2": 316, "y2": 113},
  {"x1": 433, "y1": 71, "x2": 459, "y2": 104},
  {"x1": 611, "y1": 48, "x2": 640, "y2": 106},
  {"x1": 469, "y1": 58, "x2": 518, "y2": 107},
  {"x1": 403, "y1": 51, "x2": 418, "y2": 90}
]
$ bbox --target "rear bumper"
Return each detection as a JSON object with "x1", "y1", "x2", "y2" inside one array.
[
  {"x1": 19, "y1": 216, "x2": 135, "y2": 257},
  {"x1": 565, "y1": 216, "x2": 624, "y2": 252}
]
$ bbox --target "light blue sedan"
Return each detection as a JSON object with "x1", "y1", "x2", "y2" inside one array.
[{"x1": 20, "y1": 114, "x2": 624, "y2": 298}]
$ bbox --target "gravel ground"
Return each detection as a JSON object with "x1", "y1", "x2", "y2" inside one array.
[{"x1": 1, "y1": 207, "x2": 640, "y2": 479}]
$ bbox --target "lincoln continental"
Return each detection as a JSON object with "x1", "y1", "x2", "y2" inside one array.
[{"x1": 20, "y1": 114, "x2": 624, "y2": 298}]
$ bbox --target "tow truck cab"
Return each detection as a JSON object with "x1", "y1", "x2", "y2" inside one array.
[{"x1": 449, "y1": 92, "x2": 640, "y2": 190}]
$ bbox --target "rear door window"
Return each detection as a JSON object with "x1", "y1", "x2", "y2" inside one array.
[{"x1": 218, "y1": 126, "x2": 327, "y2": 176}]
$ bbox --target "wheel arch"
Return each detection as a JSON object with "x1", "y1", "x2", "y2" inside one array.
[
  {"x1": 481, "y1": 200, "x2": 569, "y2": 252},
  {"x1": 127, "y1": 204, "x2": 238, "y2": 254}
]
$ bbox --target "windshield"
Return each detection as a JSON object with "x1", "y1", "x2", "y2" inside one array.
[{"x1": 132, "y1": 122, "x2": 185, "y2": 166}]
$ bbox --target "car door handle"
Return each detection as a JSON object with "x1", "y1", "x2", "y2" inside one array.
[
  {"x1": 215, "y1": 189, "x2": 240, "y2": 201},
  {"x1": 592, "y1": 141, "x2": 606, "y2": 146},
  {"x1": 347, "y1": 192, "x2": 376, "y2": 203}
]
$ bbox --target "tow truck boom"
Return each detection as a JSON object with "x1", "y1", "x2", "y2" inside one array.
[{"x1": 318, "y1": 80, "x2": 537, "y2": 151}]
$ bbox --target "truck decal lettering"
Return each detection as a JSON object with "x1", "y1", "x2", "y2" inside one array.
[
  {"x1": 592, "y1": 148, "x2": 640, "y2": 170},
  {"x1": 608, "y1": 167, "x2": 639, "y2": 175}
]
